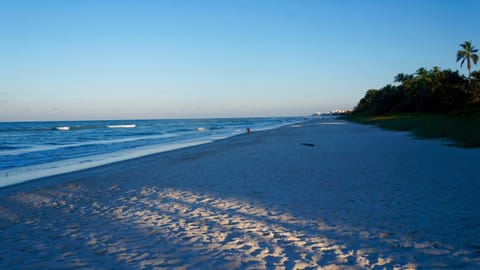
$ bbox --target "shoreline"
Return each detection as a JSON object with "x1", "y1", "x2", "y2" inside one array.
[
  {"x1": 0, "y1": 118, "x2": 305, "y2": 190},
  {"x1": 1, "y1": 119, "x2": 479, "y2": 268}
]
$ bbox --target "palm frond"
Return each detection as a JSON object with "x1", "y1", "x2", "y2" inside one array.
[
  {"x1": 472, "y1": 54, "x2": 479, "y2": 64},
  {"x1": 456, "y1": 51, "x2": 465, "y2": 62}
]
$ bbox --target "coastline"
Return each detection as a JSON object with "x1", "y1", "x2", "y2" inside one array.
[
  {"x1": 0, "y1": 117, "x2": 303, "y2": 189},
  {"x1": 1, "y1": 119, "x2": 479, "y2": 268}
]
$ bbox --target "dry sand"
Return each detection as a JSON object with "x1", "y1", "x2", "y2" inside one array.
[{"x1": 0, "y1": 119, "x2": 479, "y2": 269}]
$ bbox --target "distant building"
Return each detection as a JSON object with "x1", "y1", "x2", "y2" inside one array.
[
  {"x1": 312, "y1": 109, "x2": 351, "y2": 117},
  {"x1": 329, "y1": 109, "x2": 351, "y2": 115}
]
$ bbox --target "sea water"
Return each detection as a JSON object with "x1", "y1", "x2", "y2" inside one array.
[{"x1": 0, "y1": 117, "x2": 302, "y2": 187}]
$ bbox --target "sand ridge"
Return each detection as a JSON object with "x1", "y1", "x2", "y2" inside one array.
[{"x1": 1, "y1": 184, "x2": 417, "y2": 269}]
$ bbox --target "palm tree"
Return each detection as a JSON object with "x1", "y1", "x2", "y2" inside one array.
[
  {"x1": 394, "y1": 73, "x2": 413, "y2": 83},
  {"x1": 457, "y1": 41, "x2": 479, "y2": 86},
  {"x1": 414, "y1": 67, "x2": 430, "y2": 112}
]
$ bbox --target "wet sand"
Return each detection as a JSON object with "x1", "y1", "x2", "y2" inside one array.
[{"x1": 1, "y1": 119, "x2": 479, "y2": 269}]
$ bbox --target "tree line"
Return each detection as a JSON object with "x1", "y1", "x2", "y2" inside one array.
[{"x1": 353, "y1": 41, "x2": 479, "y2": 116}]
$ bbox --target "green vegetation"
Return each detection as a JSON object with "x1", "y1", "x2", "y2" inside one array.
[
  {"x1": 347, "y1": 41, "x2": 480, "y2": 147},
  {"x1": 353, "y1": 41, "x2": 479, "y2": 116},
  {"x1": 343, "y1": 113, "x2": 480, "y2": 148},
  {"x1": 353, "y1": 67, "x2": 480, "y2": 115}
]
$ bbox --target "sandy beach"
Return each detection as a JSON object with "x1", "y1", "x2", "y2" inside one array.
[{"x1": 1, "y1": 119, "x2": 479, "y2": 269}]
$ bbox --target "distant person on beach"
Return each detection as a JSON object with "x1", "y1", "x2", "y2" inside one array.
[{"x1": 246, "y1": 127, "x2": 251, "y2": 134}]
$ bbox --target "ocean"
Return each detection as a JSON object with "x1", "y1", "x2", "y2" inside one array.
[{"x1": 0, "y1": 117, "x2": 302, "y2": 188}]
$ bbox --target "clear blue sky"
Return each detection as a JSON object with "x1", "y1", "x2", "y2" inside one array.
[{"x1": 1, "y1": 0, "x2": 479, "y2": 121}]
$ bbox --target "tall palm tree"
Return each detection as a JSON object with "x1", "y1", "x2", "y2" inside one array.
[{"x1": 457, "y1": 41, "x2": 479, "y2": 86}]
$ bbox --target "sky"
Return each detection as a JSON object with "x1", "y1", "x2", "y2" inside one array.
[{"x1": 1, "y1": 0, "x2": 479, "y2": 121}]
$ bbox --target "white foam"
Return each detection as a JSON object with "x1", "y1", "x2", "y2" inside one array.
[
  {"x1": 55, "y1": 126, "x2": 70, "y2": 131},
  {"x1": 106, "y1": 124, "x2": 136, "y2": 128},
  {"x1": 0, "y1": 133, "x2": 178, "y2": 156}
]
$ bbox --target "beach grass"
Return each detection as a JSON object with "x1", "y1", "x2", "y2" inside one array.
[{"x1": 342, "y1": 113, "x2": 480, "y2": 148}]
